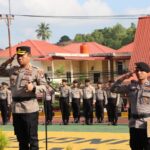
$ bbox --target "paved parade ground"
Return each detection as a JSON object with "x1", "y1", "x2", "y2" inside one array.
[{"x1": 1, "y1": 124, "x2": 130, "y2": 150}]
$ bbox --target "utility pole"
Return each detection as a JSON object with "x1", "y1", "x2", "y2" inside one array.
[{"x1": 0, "y1": 14, "x2": 14, "y2": 57}]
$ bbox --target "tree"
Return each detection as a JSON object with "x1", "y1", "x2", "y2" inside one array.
[
  {"x1": 122, "y1": 23, "x2": 136, "y2": 45},
  {"x1": 59, "y1": 35, "x2": 71, "y2": 43},
  {"x1": 91, "y1": 30, "x2": 104, "y2": 44},
  {"x1": 74, "y1": 34, "x2": 85, "y2": 42},
  {"x1": 35, "y1": 22, "x2": 52, "y2": 40},
  {"x1": 73, "y1": 23, "x2": 136, "y2": 49}
]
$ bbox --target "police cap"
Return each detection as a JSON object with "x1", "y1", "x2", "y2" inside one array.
[
  {"x1": 73, "y1": 80, "x2": 78, "y2": 83},
  {"x1": 85, "y1": 78, "x2": 90, "y2": 83},
  {"x1": 97, "y1": 81, "x2": 102, "y2": 84},
  {"x1": 135, "y1": 62, "x2": 150, "y2": 73},
  {"x1": 16, "y1": 46, "x2": 31, "y2": 55},
  {"x1": 1, "y1": 82, "x2": 8, "y2": 86},
  {"x1": 62, "y1": 79, "x2": 67, "y2": 82}
]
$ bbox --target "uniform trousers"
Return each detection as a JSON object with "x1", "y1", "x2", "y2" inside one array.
[
  {"x1": 0, "y1": 100, "x2": 8, "y2": 124},
  {"x1": 72, "y1": 98, "x2": 80, "y2": 122},
  {"x1": 59, "y1": 97, "x2": 70, "y2": 124},
  {"x1": 44, "y1": 100, "x2": 53, "y2": 123},
  {"x1": 107, "y1": 98, "x2": 118, "y2": 124},
  {"x1": 13, "y1": 112, "x2": 39, "y2": 150},
  {"x1": 83, "y1": 98, "x2": 93, "y2": 124},
  {"x1": 130, "y1": 127, "x2": 150, "y2": 150},
  {"x1": 95, "y1": 100, "x2": 104, "y2": 122}
]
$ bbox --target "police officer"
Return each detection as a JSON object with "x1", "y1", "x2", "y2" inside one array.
[
  {"x1": 111, "y1": 62, "x2": 150, "y2": 150},
  {"x1": 0, "y1": 82, "x2": 12, "y2": 125},
  {"x1": 44, "y1": 85, "x2": 55, "y2": 125},
  {"x1": 106, "y1": 80, "x2": 120, "y2": 125},
  {"x1": 0, "y1": 46, "x2": 46, "y2": 150},
  {"x1": 95, "y1": 81, "x2": 108, "y2": 123},
  {"x1": 71, "y1": 80, "x2": 82, "y2": 123},
  {"x1": 82, "y1": 79, "x2": 95, "y2": 125},
  {"x1": 59, "y1": 79, "x2": 71, "y2": 125}
]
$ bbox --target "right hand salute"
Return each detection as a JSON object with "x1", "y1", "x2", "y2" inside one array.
[
  {"x1": 1, "y1": 54, "x2": 16, "y2": 67},
  {"x1": 117, "y1": 72, "x2": 134, "y2": 81}
]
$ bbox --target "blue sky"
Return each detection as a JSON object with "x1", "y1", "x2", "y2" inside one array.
[{"x1": 0, "y1": 0, "x2": 150, "y2": 49}]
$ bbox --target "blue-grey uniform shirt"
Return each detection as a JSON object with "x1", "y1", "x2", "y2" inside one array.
[{"x1": 111, "y1": 80, "x2": 150, "y2": 129}]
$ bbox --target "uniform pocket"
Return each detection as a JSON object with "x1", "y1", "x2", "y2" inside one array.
[{"x1": 10, "y1": 75, "x2": 17, "y2": 86}]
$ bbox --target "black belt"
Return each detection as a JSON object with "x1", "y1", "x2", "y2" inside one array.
[
  {"x1": 0, "y1": 99, "x2": 7, "y2": 101},
  {"x1": 131, "y1": 113, "x2": 150, "y2": 119},
  {"x1": 13, "y1": 97, "x2": 36, "y2": 102}
]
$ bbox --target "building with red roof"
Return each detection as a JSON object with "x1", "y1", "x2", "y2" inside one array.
[
  {"x1": 0, "y1": 39, "x2": 69, "y2": 58},
  {"x1": 129, "y1": 16, "x2": 150, "y2": 71},
  {"x1": 0, "y1": 40, "x2": 130, "y2": 82},
  {"x1": 117, "y1": 42, "x2": 134, "y2": 53}
]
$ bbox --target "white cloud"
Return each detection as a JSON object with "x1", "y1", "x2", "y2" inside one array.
[
  {"x1": 10, "y1": 0, "x2": 112, "y2": 16},
  {"x1": 126, "y1": 7, "x2": 150, "y2": 15},
  {"x1": 0, "y1": 0, "x2": 113, "y2": 48}
]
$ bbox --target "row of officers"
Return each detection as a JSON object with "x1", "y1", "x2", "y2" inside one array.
[
  {"x1": 58, "y1": 79, "x2": 120, "y2": 125},
  {"x1": 0, "y1": 78, "x2": 121, "y2": 126}
]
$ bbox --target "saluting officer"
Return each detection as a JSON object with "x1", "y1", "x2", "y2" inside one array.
[
  {"x1": 71, "y1": 80, "x2": 83, "y2": 123},
  {"x1": 82, "y1": 79, "x2": 95, "y2": 125},
  {"x1": 0, "y1": 46, "x2": 46, "y2": 150},
  {"x1": 111, "y1": 62, "x2": 150, "y2": 150},
  {"x1": 0, "y1": 82, "x2": 12, "y2": 125},
  {"x1": 44, "y1": 85, "x2": 55, "y2": 125},
  {"x1": 106, "y1": 80, "x2": 120, "y2": 125},
  {"x1": 95, "y1": 81, "x2": 108, "y2": 123},
  {"x1": 59, "y1": 79, "x2": 71, "y2": 125}
]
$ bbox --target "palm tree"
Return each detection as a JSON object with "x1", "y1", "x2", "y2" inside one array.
[{"x1": 35, "y1": 22, "x2": 52, "y2": 40}]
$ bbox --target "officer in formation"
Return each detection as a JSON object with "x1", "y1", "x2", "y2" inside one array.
[
  {"x1": 44, "y1": 85, "x2": 55, "y2": 125},
  {"x1": 59, "y1": 79, "x2": 71, "y2": 125},
  {"x1": 82, "y1": 79, "x2": 95, "y2": 125},
  {"x1": 0, "y1": 46, "x2": 46, "y2": 150},
  {"x1": 0, "y1": 82, "x2": 12, "y2": 125},
  {"x1": 95, "y1": 81, "x2": 108, "y2": 123},
  {"x1": 70, "y1": 80, "x2": 83, "y2": 123},
  {"x1": 106, "y1": 80, "x2": 120, "y2": 125},
  {"x1": 111, "y1": 62, "x2": 150, "y2": 150}
]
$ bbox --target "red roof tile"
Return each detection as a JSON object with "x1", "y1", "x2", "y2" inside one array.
[
  {"x1": 129, "y1": 16, "x2": 150, "y2": 71},
  {"x1": 0, "y1": 40, "x2": 69, "y2": 58},
  {"x1": 117, "y1": 42, "x2": 134, "y2": 53},
  {"x1": 63, "y1": 42, "x2": 115, "y2": 54}
]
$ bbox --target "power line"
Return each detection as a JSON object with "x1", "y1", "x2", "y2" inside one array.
[{"x1": 13, "y1": 14, "x2": 150, "y2": 19}]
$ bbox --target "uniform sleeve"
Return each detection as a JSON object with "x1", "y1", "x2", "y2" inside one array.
[
  {"x1": 110, "y1": 80, "x2": 129, "y2": 94},
  {"x1": 0, "y1": 57, "x2": 14, "y2": 76},
  {"x1": 104, "y1": 91, "x2": 108, "y2": 105},
  {"x1": 0, "y1": 66, "x2": 14, "y2": 77},
  {"x1": 51, "y1": 90, "x2": 55, "y2": 103},
  {"x1": 80, "y1": 89, "x2": 83, "y2": 103},
  {"x1": 92, "y1": 87, "x2": 96, "y2": 103},
  {"x1": 35, "y1": 69, "x2": 47, "y2": 94},
  {"x1": 116, "y1": 94, "x2": 121, "y2": 106},
  {"x1": 6, "y1": 90, "x2": 12, "y2": 105},
  {"x1": 68, "y1": 87, "x2": 72, "y2": 103}
]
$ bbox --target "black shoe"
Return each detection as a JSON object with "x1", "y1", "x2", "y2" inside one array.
[
  {"x1": 63, "y1": 120, "x2": 68, "y2": 125},
  {"x1": 3, "y1": 122, "x2": 7, "y2": 125},
  {"x1": 74, "y1": 118, "x2": 79, "y2": 123},
  {"x1": 97, "y1": 119, "x2": 100, "y2": 123}
]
